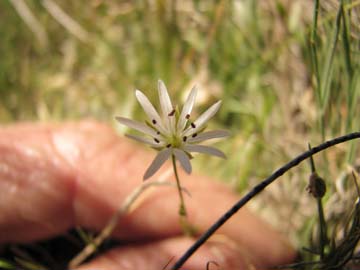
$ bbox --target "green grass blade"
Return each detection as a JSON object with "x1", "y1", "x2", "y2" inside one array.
[
  {"x1": 0, "y1": 260, "x2": 15, "y2": 270},
  {"x1": 310, "y1": 0, "x2": 321, "y2": 103},
  {"x1": 319, "y1": 3, "x2": 342, "y2": 140},
  {"x1": 14, "y1": 257, "x2": 47, "y2": 270},
  {"x1": 341, "y1": 2, "x2": 353, "y2": 78}
]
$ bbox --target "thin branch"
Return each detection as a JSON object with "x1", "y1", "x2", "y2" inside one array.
[
  {"x1": 171, "y1": 132, "x2": 360, "y2": 269},
  {"x1": 69, "y1": 172, "x2": 173, "y2": 268}
]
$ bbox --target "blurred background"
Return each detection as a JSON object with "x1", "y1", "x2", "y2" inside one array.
[{"x1": 1, "y1": 0, "x2": 360, "y2": 247}]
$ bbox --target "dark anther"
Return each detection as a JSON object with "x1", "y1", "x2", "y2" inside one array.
[
  {"x1": 157, "y1": 131, "x2": 160, "y2": 135},
  {"x1": 152, "y1": 119, "x2": 157, "y2": 124},
  {"x1": 191, "y1": 122, "x2": 196, "y2": 128},
  {"x1": 183, "y1": 136, "x2": 187, "y2": 142},
  {"x1": 154, "y1": 138, "x2": 160, "y2": 143},
  {"x1": 166, "y1": 144, "x2": 171, "y2": 148},
  {"x1": 168, "y1": 109, "x2": 175, "y2": 116},
  {"x1": 186, "y1": 114, "x2": 190, "y2": 119},
  {"x1": 192, "y1": 133, "x2": 197, "y2": 138}
]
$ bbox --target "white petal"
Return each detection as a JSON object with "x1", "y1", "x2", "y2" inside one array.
[
  {"x1": 177, "y1": 85, "x2": 197, "y2": 132},
  {"x1": 125, "y1": 134, "x2": 165, "y2": 147},
  {"x1": 143, "y1": 148, "x2": 172, "y2": 180},
  {"x1": 115, "y1": 117, "x2": 158, "y2": 137},
  {"x1": 173, "y1": 148, "x2": 192, "y2": 174},
  {"x1": 135, "y1": 90, "x2": 168, "y2": 135},
  {"x1": 158, "y1": 80, "x2": 176, "y2": 133},
  {"x1": 187, "y1": 130, "x2": 230, "y2": 143},
  {"x1": 158, "y1": 80, "x2": 173, "y2": 115},
  {"x1": 183, "y1": 100, "x2": 222, "y2": 136},
  {"x1": 183, "y1": 144, "x2": 226, "y2": 159}
]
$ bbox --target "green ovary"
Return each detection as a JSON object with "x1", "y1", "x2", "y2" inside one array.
[{"x1": 169, "y1": 134, "x2": 182, "y2": 148}]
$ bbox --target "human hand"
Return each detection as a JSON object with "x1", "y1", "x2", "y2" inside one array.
[{"x1": 0, "y1": 121, "x2": 295, "y2": 270}]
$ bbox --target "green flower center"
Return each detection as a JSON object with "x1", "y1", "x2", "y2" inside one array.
[{"x1": 169, "y1": 134, "x2": 183, "y2": 148}]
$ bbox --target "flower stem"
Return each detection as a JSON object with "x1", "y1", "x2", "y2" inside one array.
[
  {"x1": 171, "y1": 154, "x2": 198, "y2": 236},
  {"x1": 172, "y1": 154, "x2": 187, "y2": 217}
]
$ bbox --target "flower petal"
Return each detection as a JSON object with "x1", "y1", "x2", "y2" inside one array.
[
  {"x1": 158, "y1": 80, "x2": 173, "y2": 115},
  {"x1": 135, "y1": 90, "x2": 168, "y2": 135},
  {"x1": 173, "y1": 148, "x2": 192, "y2": 174},
  {"x1": 115, "y1": 116, "x2": 158, "y2": 137},
  {"x1": 143, "y1": 148, "x2": 172, "y2": 180},
  {"x1": 177, "y1": 85, "x2": 197, "y2": 132},
  {"x1": 158, "y1": 80, "x2": 176, "y2": 133},
  {"x1": 183, "y1": 144, "x2": 226, "y2": 159},
  {"x1": 187, "y1": 130, "x2": 230, "y2": 143},
  {"x1": 183, "y1": 100, "x2": 222, "y2": 136},
  {"x1": 125, "y1": 134, "x2": 165, "y2": 147}
]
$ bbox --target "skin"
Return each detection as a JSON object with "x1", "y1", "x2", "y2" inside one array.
[{"x1": 0, "y1": 120, "x2": 296, "y2": 270}]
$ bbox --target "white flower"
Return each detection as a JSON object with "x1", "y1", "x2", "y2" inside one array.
[{"x1": 116, "y1": 80, "x2": 229, "y2": 180}]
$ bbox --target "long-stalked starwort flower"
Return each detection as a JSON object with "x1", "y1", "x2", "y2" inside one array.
[{"x1": 116, "y1": 80, "x2": 229, "y2": 180}]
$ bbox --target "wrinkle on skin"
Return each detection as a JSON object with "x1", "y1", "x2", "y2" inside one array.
[{"x1": 0, "y1": 121, "x2": 296, "y2": 269}]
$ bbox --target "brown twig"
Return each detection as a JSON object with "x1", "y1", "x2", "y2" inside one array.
[{"x1": 69, "y1": 171, "x2": 173, "y2": 268}]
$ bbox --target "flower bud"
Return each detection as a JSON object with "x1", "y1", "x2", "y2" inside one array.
[{"x1": 306, "y1": 172, "x2": 326, "y2": 198}]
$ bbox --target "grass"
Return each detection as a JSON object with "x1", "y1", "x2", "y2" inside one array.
[{"x1": 1, "y1": 0, "x2": 360, "y2": 269}]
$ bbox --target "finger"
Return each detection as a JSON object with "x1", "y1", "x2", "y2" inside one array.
[
  {"x1": 65, "y1": 122, "x2": 295, "y2": 267},
  {"x1": 0, "y1": 121, "x2": 125, "y2": 242},
  {"x1": 0, "y1": 121, "x2": 295, "y2": 267},
  {"x1": 124, "y1": 179, "x2": 295, "y2": 268},
  {"x1": 75, "y1": 236, "x2": 251, "y2": 270}
]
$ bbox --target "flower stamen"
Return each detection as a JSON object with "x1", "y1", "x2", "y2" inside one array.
[
  {"x1": 154, "y1": 138, "x2": 160, "y2": 143},
  {"x1": 166, "y1": 144, "x2": 172, "y2": 148},
  {"x1": 192, "y1": 133, "x2": 197, "y2": 138},
  {"x1": 191, "y1": 122, "x2": 196, "y2": 128},
  {"x1": 152, "y1": 119, "x2": 157, "y2": 125},
  {"x1": 186, "y1": 114, "x2": 190, "y2": 119},
  {"x1": 168, "y1": 109, "x2": 176, "y2": 116},
  {"x1": 183, "y1": 136, "x2": 187, "y2": 142}
]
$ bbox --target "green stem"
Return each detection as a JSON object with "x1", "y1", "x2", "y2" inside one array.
[
  {"x1": 308, "y1": 144, "x2": 328, "y2": 259},
  {"x1": 172, "y1": 154, "x2": 187, "y2": 217},
  {"x1": 317, "y1": 197, "x2": 327, "y2": 260}
]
